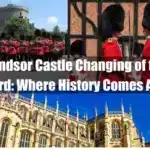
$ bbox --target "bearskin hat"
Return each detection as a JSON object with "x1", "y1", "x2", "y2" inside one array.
[
  {"x1": 1, "y1": 32, "x2": 6, "y2": 38},
  {"x1": 52, "y1": 34, "x2": 62, "y2": 41},
  {"x1": 20, "y1": 34, "x2": 25, "y2": 41},
  {"x1": 27, "y1": 35, "x2": 33, "y2": 41},
  {"x1": 34, "y1": 29, "x2": 41, "y2": 37},
  {"x1": 46, "y1": 32, "x2": 51, "y2": 38},
  {"x1": 9, "y1": 31, "x2": 15, "y2": 38},
  {"x1": 42, "y1": 30, "x2": 47, "y2": 38},
  {"x1": 142, "y1": 3, "x2": 150, "y2": 30},
  {"x1": 99, "y1": 4, "x2": 125, "y2": 40},
  {"x1": 70, "y1": 40, "x2": 86, "y2": 56}
]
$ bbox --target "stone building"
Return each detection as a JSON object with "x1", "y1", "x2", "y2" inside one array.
[
  {"x1": 0, "y1": 93, "x2": 144, "y2": 147},
  {"x1": 0, "y1": 4, "x2": 29, "y2": 29}
]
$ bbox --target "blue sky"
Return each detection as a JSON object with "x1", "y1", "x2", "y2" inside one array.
[
  {"x1": 0, "y1": 0, "x2": 67, "y2": 31},
  {"x1": 21, "y1": 92, "x2": 150, "y2": 142}
]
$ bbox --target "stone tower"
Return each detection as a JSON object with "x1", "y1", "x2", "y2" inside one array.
[{"x1": 87, "y1": 102, "x2": 144, "y2": 147}]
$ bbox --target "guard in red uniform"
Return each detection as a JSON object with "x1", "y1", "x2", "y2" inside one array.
[
  {"x1": 7, "y1": 32, "x2": 17, "y2": 61},
  {"x1": 0, "y1": 33, "x2": 8, "y2": 60},
  {"x1": 27, "y1": 35, "x2": 34, "y2": 61},
  {"x1": 30, "y1": 29, "x2": 42, "y2": 61},
  {"x1": 141, "y1": 3, "x2": 150, "y2": 85},
  {"x1": 51, "y1": 34, "x2": 62, "y2": 61},
  {"x1": 41, "y1": 30, "x2": 48, "y2": 61},
  {"x1": 19, "y1": 34, "x2": 26, "y2": 61},
  {"x1": 47, "y1": 32, "x2": 53, "y2": 61},
  {"x1": 99, "y1": 4, "x2": 125, "y2": 82}
]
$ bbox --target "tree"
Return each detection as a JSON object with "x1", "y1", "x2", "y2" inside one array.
[
  {"x1": 52, "y1": 25, "x2": 61, "y2": 34},
  {"x1": 4, "y1": 17, "x2": 35, "y2": 39}
]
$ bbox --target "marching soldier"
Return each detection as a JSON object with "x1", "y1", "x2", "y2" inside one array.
[
  {"x1": 7, "y1": 32, "x2": 17, "y2": 61},
  {"x1": 141, "y1": 2, "x2": 150, "y2": 84},
  {"x1": 0, "y1": 32, "x2": 8, "y2": 60},
  {"x1": 19, "y1": 34, "x2": 27, "y2": 61},
  {"x1": 27, "y1": 35, "x2": 34, "y2": 61},
  {"x1": 99, "y1": 4, "x2": 125, "y2": 82},
  {"x1": 51, "y1": 34, "x2": 62, "y2": 61},
  {"x1": 29, "y1": 29, "x2": 41, "y2": 61},
  {"x1": 45, "y1": 32, "x2": 53, "y2": 61},
  {"x1": 41, "y1": 30, "x2": 49, "y2": 61}
]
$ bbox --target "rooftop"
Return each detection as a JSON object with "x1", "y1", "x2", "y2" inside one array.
[{"x1": 0, "y1": 4, "x2": 28, "y2": 11}]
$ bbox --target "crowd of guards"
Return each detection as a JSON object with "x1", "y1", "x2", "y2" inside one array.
[{"x1": 0, "y1": 29, "x2": 65, "y2": 61}]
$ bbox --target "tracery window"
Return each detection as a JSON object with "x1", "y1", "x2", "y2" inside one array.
[
  {"x1": 69, "y1": 123, "x2": 76, "y2": 135},
  {"x1": 90, "y1": 129, "x2": 94, "y2": 140},
  {"x1": 38, "y1": 135, "x2": 47, "y2": 147},
  {"x1": 80, "y1": 127, "x2": 86, "y2": 137},
  {"x1": 43, "y1": 115, "x2": 53, "y2": 127},
  {"x1": 57, "y1": 119, "x2": 65, "y2": 132},
  {"x1": 55, "y1": 139, "x2": 62, "y2": 147},
  {"x1": 0, "y1": 120, "x2": 10, "y2": 147},
  {"x1": 47, "y1": 116, "x2": 53, "y2": 127},
  {"x1": 111, "y1": 121, "x2": 121, "y2": 139},
  {"x1": 32, "y1": 112, "x2": 38, "y2": 123},
  {"x1": 21, "y1": 106, "x2": 27, "y2": 121},
  {"x1": 19, "y1": 131, "x2": 31, "y2": 147},
  {"x1": 69, "y1": 142, "x2": 75, "y2": 147}
]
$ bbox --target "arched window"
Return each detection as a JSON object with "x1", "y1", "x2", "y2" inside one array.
[
  {"x1": 32, "y1": 112, "x2": 38, "y2": 123},
  {"x1": 46, "y1": 115, "x2": 53, "y2": 127},
  {"x1": 69, "y1": 123, "x2": 76, "y2": 135},
  {"x1": 19, "y1": 131, "x2": 31, "y2": 147},
  {"x1": 22, "y1": 106, "x2": 27, "y2": 121},
  {"x1": 0, "y1": 120, "x2": 10, "y2": 147},
  {"x1": 112, "y1": 121, "x2": 121, "y2": 139},
  {"x1": 55, "y1": 139, "x2": 62, "y2": 147},
  {"x1": 69, "y1": 142, "x2": 75, "y2": 147},
  {"x1": 38, "y1": 135, "x2": 47, "y2": 147}
]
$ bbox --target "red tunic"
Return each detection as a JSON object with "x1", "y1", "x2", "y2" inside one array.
[
  {"x1": 18, "y1": 41, "x2": 28, "y2": 54},
  {"x1": 99, "y1": 37, "x2": 124, "y2": 82},
  {"x1": 48, "y1": 40, "x2": 54, "y2": 52},
  {"x1": 8, "y1": 40, "x2": 17, "y2": 55},
  {"x1": 141, "y1": 37, "x2": 150, "y2": 84},
  {"x1": 30, "y1": 41, "x2": 44, "y2": 56},
  {"x1": 0, "y1": 40, "x2": 9, "y2": 53},
  {"x1": 42, "y1": 40, "x2": 49, "y2": 54}
]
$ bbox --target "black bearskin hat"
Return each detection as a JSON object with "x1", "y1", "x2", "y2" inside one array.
[
  {"x1": 99, "y1": 4, "x2": 125, "y2": 40},
  {"x1": 52, "y1": 34, "x2": 62, "y2": 41},
  {"x1": 70, "y1": 40, "x2": 86, "y2": 56},
  {"x1": 142, "y1": 3, "x2": 150, "y2": 30},
  {"x1": 46, "y1": 32, "x2": 51, "y2": 38},
  {"x1": 27, "y1": 35, "x2": 33, "y2": 41},
  {"x1": 20, "y1": 34, "x2": 25, "y2": 41},
  {"x1": 10, "y1": 31, "x2": 15, "y2": 38},
  {"x1": 1, "y1": 32, "x2": 6, "y2": 38},
  {"x1": 34, "y1": 29, "x2": 41, "y2": 37},
  {"x1": 42, "y1": 30, "x2": 47, "y2": 38}
]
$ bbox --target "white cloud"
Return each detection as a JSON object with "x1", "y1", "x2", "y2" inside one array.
[
  {"x1": 47, "y1": 16, "x2": 58, "y2": 24},
  {"x1": 11, "y1": 0, "x2": 21, "y2": 3}
]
